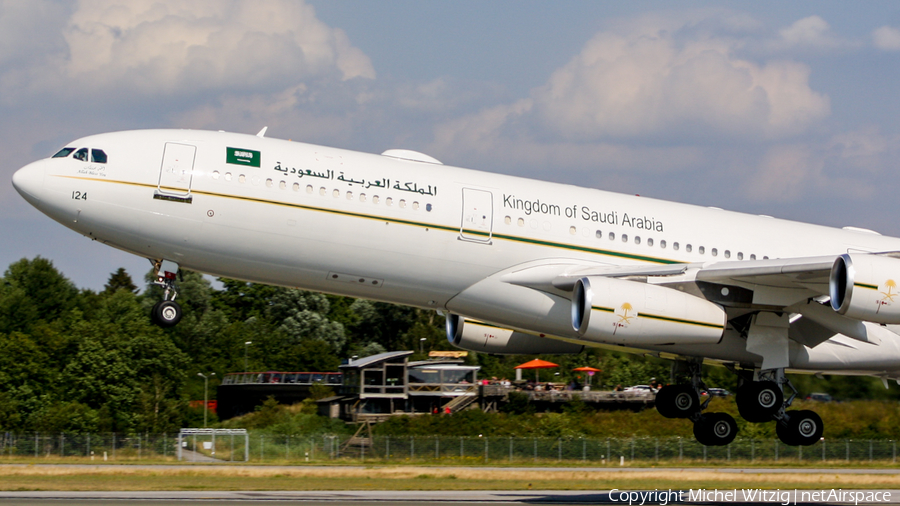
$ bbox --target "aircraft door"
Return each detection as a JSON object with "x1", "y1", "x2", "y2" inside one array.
[
  {"x1": 460, "y1": 188, "x2": 493, "y2": 243},
  {"x1": 157, "y1": 143, "x2": 197, "y2": 196}
]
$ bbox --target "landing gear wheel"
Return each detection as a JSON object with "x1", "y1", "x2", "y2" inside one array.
[
  {"x1": 777, "y1": 410, "x2": 823, "y2": 446},
  {"x1": 737, "y1": 380, "x2": 783, "y2": 423},
  {"x1": 152, "y1": 300, "x2": 182, "y2": 328},
  {"x1": 693, "y1": 412, "x2": 738, "y2": 446},
  {"x1": 655, "y1": 384, "x2": 699, "y2": 419}
]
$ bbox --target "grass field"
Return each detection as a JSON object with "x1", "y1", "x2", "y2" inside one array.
[{"x1": 1, "y1": 465, "x2": 900, "y2": 491}]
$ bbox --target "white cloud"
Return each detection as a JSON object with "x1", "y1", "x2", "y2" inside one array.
[
  {"x1": 778, "y1": 16, "x2": 841, "y2": 49},
  {"x1": 0, "y1": 0, "x2": 374, "y2": 106},
  {"x1": 433, "y1": 14, "x2": 830, "y2": 151},
  {"x1": 873, "y1": 26, "x2": 900, "y2": 51}
]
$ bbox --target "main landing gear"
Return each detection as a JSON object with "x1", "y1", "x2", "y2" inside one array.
[
  {"x1": 655, "y1": 363, "x2": 823, "y2": 447},
  {"x1": 738, "y1": 369, "x2": 823, "y2": 446},
  {"x1": 150, "y1": 259, "x2": 182, "y2": 328},
  {"x1": 655, "y1": 360, "x2": 737, "y2": 446}
]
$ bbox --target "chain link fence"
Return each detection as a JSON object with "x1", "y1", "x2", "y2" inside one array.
[{"x1": 1, "y1": 432, "x2": 898, "y2": 464}]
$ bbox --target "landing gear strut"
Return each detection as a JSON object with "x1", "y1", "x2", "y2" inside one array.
[
  {"x1": 737, "y1": 368, "x2": 823, "y2": 446},
  {"x1": 655, "y1": 360, "x2": 737, "y2": 446},
  {"x1": 150, "y1": 259, "x2": 182, "y2": 328}
]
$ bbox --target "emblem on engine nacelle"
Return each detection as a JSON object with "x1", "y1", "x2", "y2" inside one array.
[
  {"x1": 613, "y1": 302, "x2": 636, "y2": 335},
  {"x1": 877, "y1": 279, "x2": 898, "y2": 314}
]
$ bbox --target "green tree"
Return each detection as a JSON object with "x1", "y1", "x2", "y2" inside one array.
[
  {"x1": 0, "y1": 257, "x2": 79, "y2": 333},
  {"x1": 103, "y1": 267, "x2": 138, "y2": 295}
]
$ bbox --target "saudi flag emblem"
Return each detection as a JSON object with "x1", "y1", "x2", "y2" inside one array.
[{"x1": 226, "y1": 147, "x2": 260, "y2": 167}]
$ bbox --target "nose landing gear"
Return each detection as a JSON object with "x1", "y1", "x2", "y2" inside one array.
[{"x1": 150, "y1": 259, "x2": 182, "y2": 328}]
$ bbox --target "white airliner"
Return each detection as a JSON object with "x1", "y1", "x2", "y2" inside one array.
[{"x1": 12, "y1": 128, "x2": 900, "y2": 446}]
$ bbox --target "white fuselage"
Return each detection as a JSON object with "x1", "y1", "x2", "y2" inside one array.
[{"x1": 13, "y1": 129, "x2": 900, "y2": 376}]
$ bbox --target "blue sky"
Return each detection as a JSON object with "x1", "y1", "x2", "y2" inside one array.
[{"x1": 2, "y1": 1, "x2": 900, "y2": 290}]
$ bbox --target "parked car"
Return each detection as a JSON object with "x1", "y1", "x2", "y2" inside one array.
[
  {"x1": 806, "y1": 392, "x2": 833, "y2": 402},
  {"x1": 707, "y1": 388, "x2": 732, "y2": 397},
  {"x1": 623, "y1": 385, "x2": 655, "y2": 393}
]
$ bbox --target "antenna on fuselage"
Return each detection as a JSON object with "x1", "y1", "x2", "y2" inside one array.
[{"x1": 256, "y1": 126, "x2": 268, "y2": 138}]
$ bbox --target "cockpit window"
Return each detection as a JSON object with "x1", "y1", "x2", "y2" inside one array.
[
  {"x1": 91, "y1": 149, "x2": 107, "y2": 164},
  {"x1": 52, "y1": 147, "x2": 76, "y2": 158},
  {"x1": 73, "y1": 148, "x2": 89, "y2": 162}
]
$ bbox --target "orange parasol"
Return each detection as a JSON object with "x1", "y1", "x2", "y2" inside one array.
[
  {"x1": 572, "y1": 366, "x2": 602, "y2": 386},
  {"x1": 515, "y1": 359, "x2": 559, "y2": 382}
]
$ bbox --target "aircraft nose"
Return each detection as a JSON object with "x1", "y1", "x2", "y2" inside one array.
[{"x1": 12, "y1": 162, "x2": 44, "y2": 202}]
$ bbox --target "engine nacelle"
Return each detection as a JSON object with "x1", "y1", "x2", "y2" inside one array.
[
  {"x1": 446, "y1": 314, "x2": 584, "y2": 354},
  {"x1": 571, "y1": 276, "x2": 726, "y2": 345},
  {"x1": 830, "y1": 253, "x2": 900, "y2": 324}
]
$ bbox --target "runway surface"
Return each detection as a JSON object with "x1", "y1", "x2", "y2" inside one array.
[{"x1": 1, "y1": 489, "x2": 899, "y2": 505}]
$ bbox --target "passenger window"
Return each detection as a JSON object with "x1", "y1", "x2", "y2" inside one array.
[
  {"x1": 622, "y1": 234, "x2": 628, "y2": 243},
  {"x1": 699, "y1": 246, "x2": 705, "y2": 255},
  {"x1": 647, "y1": 238, "x2": 654, "y2": 247},
  {"x1": 685, "y1": 244, "x2": 692, "y2": 253},
  {"x1": 91, "y1": 149, "x2": 108, "y2": 163},
  {"x1": 660, "y1": 240, "x2": 666, "y2": 249},
  {"x1": 73, "y1": 148, "x2": 89, "y2": 162},
  {"x1": 673, "y1": 242, "x2": 679, "y2": 251},
  {"x1": 53, "y1": 147, "x2": 76, "y2": 158},
  {"x1": 634, "y1": 236, "x2": 641, "y2": 245}
]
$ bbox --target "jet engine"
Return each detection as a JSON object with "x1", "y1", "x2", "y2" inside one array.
[
  {"x1": 571, "y1": 276, "x2": 726, "y2": 345},
  {"x1": 830, "y1": 253, "x2": 900, "y2": 324},
  {"x1": 446, "y1": 314, "x2": 584, "y2": 354}
]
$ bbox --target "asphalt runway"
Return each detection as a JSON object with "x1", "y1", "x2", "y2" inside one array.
[
  {"x1": 1, "y1": 489, "x2": 900, "y2": 505},
  {"x1": 2, "y1": 465, "x2": 900, "y2": 504}
]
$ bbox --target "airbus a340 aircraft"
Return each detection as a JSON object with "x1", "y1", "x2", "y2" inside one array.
[{"x1": 12, "y1": 128, "x2": 900, "y2": 446}]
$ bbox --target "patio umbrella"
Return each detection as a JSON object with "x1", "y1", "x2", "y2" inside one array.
[
  {"x1": 515, "y1": 359, "x2": 558, "y2": 382},
  {"x1": 572, "y1": 366, "x2": 602, "y2": 386}
]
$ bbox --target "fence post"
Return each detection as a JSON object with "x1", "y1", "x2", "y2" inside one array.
[
  {"x1": 533, "y1": 438, "x2": 537, "y2": 463},
  {"x1": 655, "y1": 438, "x2": 659, "y2": 463},
  {"x1": 138, "y1": 434, "x2": 141, "y2": 460},
  {"x1": 510, "y1": 438, "x2": 513, "y2": 463},
  {"x1": 606, "y1": 439, "x2": 611, "y2": 465},
  {"x1": 260, "y1": 435, "x2": 264, "y2": 462},
  {"x1": 361, "y1": 435, "x2": 365, "y2": 462},
  {"x1": 87, "y1": 434, "x2": 91, "y2": 458},
  {"x1": 410, "y1": 436, "x2": 414, "y2": 461},
  {"x1": 163, "y1": 434, "x2": 167, "y2": 459},
  {"x1": 484, "y1": 437, "x2": 488, "y2": 463},
  {"x1": 231, "y1": 434, "x2": 234, "y2": 462},
  {"x1": 286, "y1": 435, "x2": 290, "y2": 460},
  {"x1": 558, "y1": 438, "x2": 561, "y2": 462},
  {"x1": 846, "y1": 440, "x2": 850, "y2": 463},
  {"x1": 679, "y1": 438, "x2": 683, "y2": 461},
  {"x1": 435, "y1": 437, "x2": 439, "y2": 461},
  {"x1": 60, "y1": 434, "x2": 64, "y2": 458},
  {"x1": 582, "y1": 439, "x2": 586, "y2": 462}
]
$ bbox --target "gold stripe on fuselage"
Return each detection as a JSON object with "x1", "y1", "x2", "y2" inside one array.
[{"x1": 54, "y1": 175, "x2": 681, "y2": 265}]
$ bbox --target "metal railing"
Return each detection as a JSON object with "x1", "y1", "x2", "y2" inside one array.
[{"x1": 1, "y1": 432, "x2": 897, "y2": 464}]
